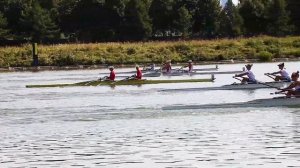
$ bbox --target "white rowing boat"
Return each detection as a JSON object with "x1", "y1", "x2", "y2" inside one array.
[
  {"x1": 163, "y1": 97, "x2": 300, "y2": 110},
  {"x1": 161, "y1": 81, "x2": 291, "y2": 92},
  {"x1": 161, "y1": 70, "x2": 243, "y2": 76},
  {"x1": 98, "y1": 66, "x2": 219, "y2": 75},
  {"x1": 115, "y1": 70, "x2": 243, "y2": 77}
]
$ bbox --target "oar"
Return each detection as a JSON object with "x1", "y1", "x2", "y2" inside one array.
[
  {"x1": 256, "y1": 81, "x2": 281, "y2": 90},
  {"x1": 175, "y1": 66, "x2": 185, "y2": 72},
  {"x1": 84, "y1": 76, "x2": 107, "y2": 86},
  {"x1": 233, "y1": 76, "x2": 242, "y2": 82},
  {"x1": 270, "y1": 92, "x2": 285, "y2": 95},
  {"x1": 111, "y1": 75, "x2": 135, "y2": 85},
  {"x1": 264, "y1": 73, "x2": 276, "y2": 80}
]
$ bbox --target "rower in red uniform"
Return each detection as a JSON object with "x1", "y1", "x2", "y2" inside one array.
[
  {"x1": 108, "y1": 66, "x2": 116, "y2": 81},
  {"x1": 99, "y1": 66, "x2": 115, "y2": 81},
  {"x1": 135, "y1": 65, "x2": 142, "y2": 80},
  {"x1": 162, "y1": 60, "x2": 172, "y2": 73}
]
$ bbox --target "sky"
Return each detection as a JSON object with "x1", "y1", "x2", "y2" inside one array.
[{"x1": 220, "y1": 0, "x2": 239, "y2": 6}]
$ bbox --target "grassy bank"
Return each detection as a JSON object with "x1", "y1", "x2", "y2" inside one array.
[{"x1": 1, "y1": 36, "x2": 300, "y2": 68}]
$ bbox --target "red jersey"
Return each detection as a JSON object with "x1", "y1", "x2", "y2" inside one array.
[
  {"x1": 136, "y1": 69, "x2": 142, "y2": 79},
  {"x1": 163, "y1": 64, "x2": 172, "y2": 72},
  {"x1": 109, "y1": 71, "x2": 115, "y2": 81}
]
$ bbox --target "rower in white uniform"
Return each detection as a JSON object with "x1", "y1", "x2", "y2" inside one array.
[
  {"x1": 234, "y1": 64, "x2": 256, "y2": 84},
  {"x1": 182, "y1": 60, "x2": 194, "y2": 72},
  {"x1": 277, "y1": 71, "x2": 300, "y2": 97},
  {"x1": 143, "y1": 63, "x2": 155, "y2": 71},
  {"x1": 265, "y1": 62, "x2": 291, "y2": 82}
]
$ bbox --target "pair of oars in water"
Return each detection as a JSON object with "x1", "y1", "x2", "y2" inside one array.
[{"x1": 233, "y1": 76, "x2": 288, "y2": 95}]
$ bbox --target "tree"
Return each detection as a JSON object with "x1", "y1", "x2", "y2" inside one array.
[
  {"x1": 267, "y1": 0, "x2": 293, "y2": 36},
  {"x1": 173, "y1": 6, "x2": 192, "y2": 38},
  {"x1": 38, "y1": 0, "x2": 59, "y2": 9},
  {"x1": 193, "y1": 0, "x2": 222, "y2": 38},
  {"x1": 0, "y1": 0, "x2": 30, "y2": 37},
  {"x1": 286, "y1": 0, "x2": 300, "y2": 34},
  {"x1": 59, "y1": 0, "x2": 109, "y2": 42},
  {"x1": 56, "y1": 0, "x2": 77, "y2": 33},
  {"x1": 239, "y1": 0, "x2": 269, "y2": 35},
  {"x1": 219, "y1": 0, "x2": 243, "y2": 37},
  {"x1": 0, "y1": 11, "x2": 8, "y2": 38},
  {"x1": 173, "y1": 0, "x2": 198, "y2": 15},
  {"x1": 149, "y1": 0, "x2": 174, "y2": 36},
  {"x1": 104, "y1": 0, "x2": 126, "y2": 40},
  {"x1": 122, "y1": 0, "x2": 152, "y2": 40},
  {"x1": 19, "y1": 0, "x2": 59, "y2": 42}
]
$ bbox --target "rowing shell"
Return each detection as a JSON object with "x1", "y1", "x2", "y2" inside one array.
[
  {"x1": 162, "y1": 70, "x2": 243, "y2": 76},
  {"x1": 98, "y1": 66, "x2": 219, "y2": 75},
  {"x1": 26, "y1": 78, "x2": 214, "y2": 88},
  {"x1": 161, "y1": 81, "x2": 291, "y2": 92},
  {"x1": 163, "y1": 97, "x2": 300, "y2": 110},
  {"x1": 140, "y1": 70, "x2": 242, "y2": 77}
]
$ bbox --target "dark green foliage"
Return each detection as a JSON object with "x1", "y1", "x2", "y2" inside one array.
[
  {"x1": 149, "y1": 0, "x2": 174, "y2": 36},
  {"x1": 121, "y1": 0, "x2": 152, "y2": 40},
  {"x1": 239, "y1": 0, "x2": 269, "y2": 35},
  {"x1": 173, "y1": 6, "x2": 192, "y2": 38},
  {"x1": 220, "y1": 0, "x2": 243, "y2": 37},
  {"x1": 0, "y1": 11, "x2": 8, "y2": 38},
  {"x1": 0, "y1": 0, "x2": 29, "y2": 36},
  {"x1": 287, "y1": 0, "x2": 300, "y2": 34},
  {"x1": 193, "y1": 0, "x2": 221, "y2": 38},
  {"x1": 266, "y1": 0, "x2": 293, "y2": 36},
  {"x1": 19, "y1": 0, "x2": 59, "y2": 42},
  {"x1": 0, "y1": 0, "x2": 299, "y2": 44}
]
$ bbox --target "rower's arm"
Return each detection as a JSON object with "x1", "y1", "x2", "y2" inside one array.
[
  {"x1": 270, "y1": 71, "x2": 280, "y2": 75},
  {"x1": 235, "y1": 72, "x2": 248, "y2": 77},
  {"x1": 281, "y1": 82, "x2": 298, "y2": 92}
]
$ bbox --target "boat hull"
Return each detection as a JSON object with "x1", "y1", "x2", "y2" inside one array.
[
  {"x1": 141, "y1": 70, "x2": 243, "y2": 77},
  {"x1": 163, "y1": 97, "x2": 300, "y2": 110},
  {"x1": 26, "y1": 78, "x2": 213, "y2": 88},
  {"x1": 161, "y1": 81, "x2": 291, "y2": 92},
  {"x1": 98, "y1": 66, "x2": 219, "y2": 75}
]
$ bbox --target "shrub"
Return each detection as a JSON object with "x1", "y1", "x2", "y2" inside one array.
[{"x1": 257, "y1": 51, "x2": 273, "y2": 62}]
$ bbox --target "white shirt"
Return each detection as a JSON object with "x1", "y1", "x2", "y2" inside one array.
[
  {"x1": 280, "y1": 69, "x2": 290, "y2": 78},
  {"x1": 246, "y1": 70, "x2": 256, "y2": 81}
]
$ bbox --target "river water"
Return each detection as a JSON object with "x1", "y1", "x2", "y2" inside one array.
[{"x1": 0, "y1": 62, "x2": 300, "y2": 168}]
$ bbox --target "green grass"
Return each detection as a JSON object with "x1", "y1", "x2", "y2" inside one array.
[{"x1": 1, "y1": 36, "x2": 300, "y2": 68}]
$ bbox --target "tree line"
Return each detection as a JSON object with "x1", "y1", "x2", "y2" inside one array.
[{"x1": 0, "y1": 0, "x2": 299, "y2": 44}]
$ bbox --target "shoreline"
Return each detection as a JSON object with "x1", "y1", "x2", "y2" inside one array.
[{"x1": 0, "y1": 57, "x2": 299, "y2": 73}]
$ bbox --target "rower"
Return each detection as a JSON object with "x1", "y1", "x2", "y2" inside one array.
[
  {"x1": 182, "y1": 60, "x2": 193, "y2": 72},
  {"x1": 134, "y1": 65, "x2": 143, "y2": 80},
  {"x1": 101, "y1": 66, "x2": 115, "y2": 81},
  {"x1": 277, "y1": 71, "x2": 300, "y2": 97},
  {"x1": 234, "y1": 64, "x2": 257, "y2": 84},
  {"x1": 144, "y1": 63, "x2": 155, "y2": 71},
  {"x1": 265, "y1": 63, "x2": 291, "y2": 82},
  {"x1": 162, "y1": 60, "x2": 172, "y2": 73}
]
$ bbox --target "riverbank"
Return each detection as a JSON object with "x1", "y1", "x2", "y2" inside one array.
[
  {"x1": 1, "y1": 36, "x2": 300, "y2": 70},
  {"x1": 1, "y1": 57, "x2": 299, "y2": 73}
]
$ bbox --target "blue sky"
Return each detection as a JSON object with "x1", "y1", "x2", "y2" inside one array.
[{"x1": 220, "y1": 0, "x2": 239, "y2": 6}]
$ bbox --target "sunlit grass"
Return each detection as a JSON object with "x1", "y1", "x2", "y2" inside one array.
[{"x1": 1, "y1": 36, "x2": 300, "y2": 67}]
